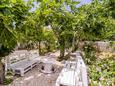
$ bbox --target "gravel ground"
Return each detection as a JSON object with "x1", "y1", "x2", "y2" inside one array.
[
  {"x1": 3, "y1": 66, "x2": 62, "y2": 86},
  {"x1": 1, "y1": 50, "x2": 63, "y2": 86}
]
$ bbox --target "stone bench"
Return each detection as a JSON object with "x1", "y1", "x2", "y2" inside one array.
[{"x1": 9, "y1": 58, "x2": 40, "y2": 76}]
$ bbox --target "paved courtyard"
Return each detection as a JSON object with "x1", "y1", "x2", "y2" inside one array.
[
  {"x1": 1, "y1": 50, "x2": 63, "y2": 86},
  {"x1": 4, "y1": 66, "x2": 62, "y2": 86}
]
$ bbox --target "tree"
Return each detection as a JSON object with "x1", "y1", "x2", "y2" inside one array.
[
  {"x1": 36, "y1": 0, "x2": 79, "y2": 59},
  {"x1": 84, "y1": 0, "x2": 114, "y2": 40},
  {"x1": 71, "y1": 0, "x2": 115, "y2": 51},
  {"x1": 43, "y1": 27, "x2": 57, "y2": 52},
  {"x1": 0, "y1": 0, "x2": 16, "y2": 83},
  {"x1": 0, "y1": 0, "x2": 30, "y2": 83}
]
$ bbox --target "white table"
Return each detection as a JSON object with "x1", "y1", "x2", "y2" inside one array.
[{"x1": 40, "y1": 58, "x2": 55, "y2": 74}]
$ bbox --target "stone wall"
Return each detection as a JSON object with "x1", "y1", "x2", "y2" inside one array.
[
  {"x1": 78, "y1": 41, "x2": 115, "y2": 52},
  {"x1": 95, "y1": 41, "x2": 115, "y2": 52}
]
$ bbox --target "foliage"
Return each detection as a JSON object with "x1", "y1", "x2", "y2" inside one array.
[
  {"x1": 0, "y1": 0, "x2": 32, "y2": 83},
  {"x1": 76, "y1": 0, "x2": 115, "y2": 41},
  {"x1": 83, "y1": 42, "x2": 97, "y2": 65},
  {"x1": 35, "y1": 0, "x2": 79, "y2": 58},
  {"x1": 109, "y1": 41, "x2": 115, "y2": 52},
  {"x1": 0, "y1": 0, "x2": 31, "y2": 57},
  {"x1": 0, "y1": 0, "x2": 17, "y2": 50},
  {"x1": 0, "y1": 45, "x2": 13, "y2": 60},
  {"x1": 3, "y1": 69, "x2": 14, "y2": 85},
  {"x1": 20, "y1": 0, "x2": 115, "y2": 58},
  {"x1": 3, "y1": 78, "x2": 13, "y2": 85},
  {"x1": 43, "y1": 28, "x2": 57, "y2": 52},
  {"x1": 89, "y1": 58, "x2": 115, "y2": 86},
  {"x1": 0, "y1": 0, "x2": 115, "y2": 85}
]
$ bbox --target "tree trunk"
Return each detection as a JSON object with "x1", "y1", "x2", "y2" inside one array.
[
  {"x1": 38, "y1": 41, "x2": 42, "y2": 55},
  {"x1": 59, "y1": 38, "x2": 65, "y2": 60},
  {"x1": 72, "y1": 32, "x2": 80, "y2": 52},
  {"x1": 47, "y1": 45, "x2": 51, "y2": 52},
  {"x1": 0, "y1": 62, "x2": 5, "y2": 84},
  {"x1": 60, "y1": 45, "x2": 65, "y2": 58},
  {"x1": 45, "y1": 42, "x2": 51, "y2": 52},
  {"x1": 72, "y1": 32, "x2": 78, "y2": 52},
  {"x1": 72, "y1": 39, "x2": 79, "y2": 52}
]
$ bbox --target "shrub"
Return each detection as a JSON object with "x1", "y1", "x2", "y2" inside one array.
[
  {"x1": 83, "y1": 42, "x2": 97, "y2": 65},
  {"x1": 88, "y1": 58, "x2": 115, "y2": 86},
  {"x1": 3, "y1": 78, "x2": 13, "y2": 85}
]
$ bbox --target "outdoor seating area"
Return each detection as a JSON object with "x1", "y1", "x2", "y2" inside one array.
[
  {"x1": 0, "y1": 47, "x2": 114, "y2": 86},
  {"x1": 3, "y1": 50, "x2": 89, "y2": 86},
  {"x1": 9, "y1": 58, "x2": 40, "y2": 76},
  {"x1": 7, "y1": 51, "x2": 59, "y2": 76},
  {"x1": 55, "y1": 54, "x2": 88, "y2": 86},
  {"x1": 0, "y1": 0, "x2": 115, "y2": 85},
  {"x1": 7, "y1": 50, "x2": 39, "y2": 63},
  {"x1": 6, "y1": 50, "x2": 39, "y2": 76}
]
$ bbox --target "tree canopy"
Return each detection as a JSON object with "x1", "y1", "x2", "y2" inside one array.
[
  {"x1": 0, "y1": 0, "x2": 115, "y2": 84},
  {"x1": 0, "y1": 0, "x2": 115, "y2": 58}
]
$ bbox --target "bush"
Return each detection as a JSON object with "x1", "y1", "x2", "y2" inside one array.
[
  {"x1": 88, "y1": 58, "x2": 115, "y2": 86},
  {"x1": 3, "y1": 78, "x2": 13, "y2": 85},
  {"x1": 83, "y1": 42, "x2": 97, "y2": 65},
  {"x1": 3, "y1": 69, "x2": 14, "y2": 85}
]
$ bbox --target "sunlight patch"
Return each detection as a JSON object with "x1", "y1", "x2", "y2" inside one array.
[{"x1": 24, "y1": 76, "x2": 34, "y2": 81}]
